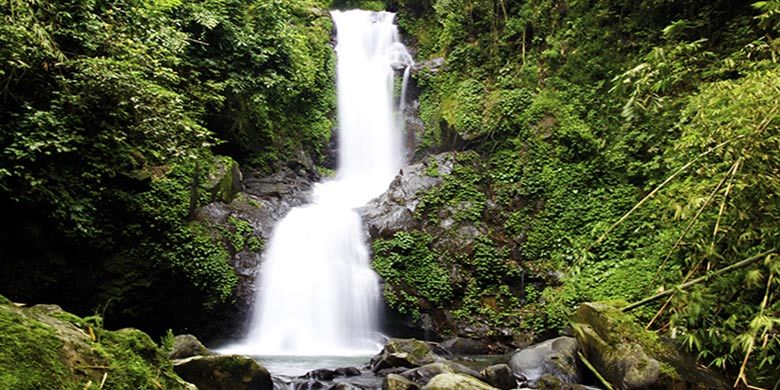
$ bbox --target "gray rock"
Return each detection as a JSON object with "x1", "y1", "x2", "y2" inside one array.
[
  {"x1": 169, "y1": 334, "x2": 214, "y2": 360},
  {"x1": 173, "y1": 354, "x2": 272, "y2": 390},
  {"x1": 383, "y1": 374, "x2": 420, "y2": 390},
  {"x1": 412, "y1": 57, "x2": 445, "y2": 74},
  {"x1": 359, "y1": 154, "x2": 454, "y2": 239},
  {"x1": 480, "y1": 364, "x2": 516, "y2": 390},
  {"x1": 421, "y1": 373, "x2": 498, "y2": 390},
  {"x1": 509, "y1": 336, "x2": 581, "y2": 386}
]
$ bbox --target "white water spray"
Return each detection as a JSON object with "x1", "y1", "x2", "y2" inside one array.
[{"x1": 225, "y1": 10, "x2": 412, "y2": 356}]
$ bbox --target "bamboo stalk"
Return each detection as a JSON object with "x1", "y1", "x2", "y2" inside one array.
[
  {"x1": 622, "y1": 250, "x2": 776, "y2": 312},
  {"x1": 578, "y1": 351, "x2": 614, "y2": 390},
  {"x1": 591, "y1": 136, "x2": 743, "y2": 249}
]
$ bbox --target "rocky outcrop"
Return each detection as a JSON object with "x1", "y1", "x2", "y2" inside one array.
[
  {"x1": 573, "y1": 302, "x2": 728, "y2": 389},
  {"x1": 359, "y1": 153, "x2": 453, "y2": 239},
  {"x1": 509, "y1": 336, "x2": 581, "y2": 386},
  {"x1": 196, "y1": 165, "x2": 317, "y2": 341},
  {"x1": 173, "y1": 354, "x2": 272, "y2": 390}
]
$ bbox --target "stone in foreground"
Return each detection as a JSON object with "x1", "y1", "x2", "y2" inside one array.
[
  {"x1": 371, "y1": 338, "x2": 439, "y2": 372},
  {"x1": 421, "y1": 373, "x2": 498, "y2": 390},
  {"x1": 173, "y1": 354, "x2": 272, "y2": 390},
  {"x1": 509, "y1": 336, "x2": 581, "y2": 385}
]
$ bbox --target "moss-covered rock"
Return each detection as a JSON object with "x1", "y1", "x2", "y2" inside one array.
[
  {"x1": 384, "y1": 373, "x2": 421, "y2": 390},
  {"x1": 572, "y1": 302, "x2": 727, "y2": 389},
  {"x1": 173, "y1": 354, "x2": 272, "y2": 390},
  {"x1": 371, "y1": 338, "x2": 439, "y2": 372},
  {"x1": 0, "y1": 301, "x2": 187, "y2": 389},
  {"x1": 421, "y1": 373, "x2": 498, "y2": 390}
]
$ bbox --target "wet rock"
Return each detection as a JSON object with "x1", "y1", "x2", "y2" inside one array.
[
  {"x1": 400, "y1": 362, "x2": 453, "y2": 386},
  {"x1": 295, "y1": 379, "x2": 327, "y2": 390},
  {"x1": 359, "y1": 154, "x2": 454, "y2": 239},
  {"x1": 169, "y1": 334, "x2": 214, "y2": 360},
  {"x1": 421, "y1": 373, "x2": 498, "y2": 390},
  {"x1": 383, "y1": 373, "x2": 420, "y2": 390},
  {"x1": 371, "y1": 338, "x2": 440, "y2": 372},
  {"x1": 440, "y1": 337, "x2": 491, "y2": 355},
  {"x1": 329, "y1": 383, "x2": 365, "y2": 390},
  {"x1": 172, "y1": 354, "x2": 272, "y2": 390},
  {"x1": 376, "y1": 367, "x2": 411, "y2": 377},
  {"x1": 573, "y1": 302, "x2": 728, "y2": 389},
  {"x1": 334, "y1": 367, "x2": 362, "y2": 377},
  {"x1": 509, "y1": 336, "x2": 581, "y2": 386},
  {"x1": 480, "y1": 364, "x2": 515, "y2": 390},
  {"x1": 304, "y1": 368, "x2": 337, "y2": 381}
]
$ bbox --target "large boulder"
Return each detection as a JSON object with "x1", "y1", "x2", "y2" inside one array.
[
  {"x1": 421, "y1": 373, "x2": 498, "y2": 390},
  {"x1": 509, "y1": 336, "x2": 581, "y2": 386},
  {"x1": 573, "y1": 302, "x2": 727, "y2": 389},
  {"x1": 173, "y1": 354, "x2": 272, "y2": 390},
  {"x1": 169, "y1": 334, "x2": 214, "y2": 360},
  {"x1": 371, "y1": 338, "x2": 440, "y2": 373}
]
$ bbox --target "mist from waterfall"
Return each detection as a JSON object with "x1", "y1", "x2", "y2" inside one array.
[{"x1": 224, "y1": 9, "x2": 412, "y2": 356}]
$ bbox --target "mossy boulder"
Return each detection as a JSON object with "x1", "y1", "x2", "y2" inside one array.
[
  {"x1": 173, "y1": 354, "x2": 272, "y2": 390},
  {"x1": 371, "y1": 338, "x2": 440, "y2": 373},
  {"x1": 0, "y1": 301, "x2": 188, "y2": 389},
  {"x1": 207, "y1": 156, "x2": 243, "y2": 203},
  {"x1": 572, "y1": 302, "x2": 728, "y2": 389},
  {"x1": 421, "y1": 373, "x2": 498, "y2": 390},
  {"x1": 169, "y1": 334, "x2": 215, "y2": 360},
  {"x1": 383, "y1": 373, "x2": 421, "y2": 390}
]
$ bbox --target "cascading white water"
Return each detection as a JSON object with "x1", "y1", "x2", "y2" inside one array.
[{"x1": 225, "y1": 9, "x2": 412, "y2": 356}]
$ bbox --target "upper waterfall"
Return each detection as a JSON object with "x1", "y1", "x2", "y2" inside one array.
[{"x1": 224, "y1": 9, "x2": 412, "y2": 356}]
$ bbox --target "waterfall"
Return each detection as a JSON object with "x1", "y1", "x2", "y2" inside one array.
[{"x1": 226, "y1": 10, "x2": 412, "y2": 356}]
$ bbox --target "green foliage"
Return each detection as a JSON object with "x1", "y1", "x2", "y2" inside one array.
[
  {"x1": 373, "y1": 231, "x2": 454, "y2": 315},
  {"x1": 0, "y1": 0, "x2": 335, "y2": 333}
]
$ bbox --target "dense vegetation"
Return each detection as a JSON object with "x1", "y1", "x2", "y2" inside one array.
[
  {"x1": 1, "y1": 0, "x2": 778, "y2": 387},
  {"x1": 0, "y1": 0, "x2": 335, "y2": 335},
  {"x1": 370, "y1": 0, "x2": 778, "y2": 385}
]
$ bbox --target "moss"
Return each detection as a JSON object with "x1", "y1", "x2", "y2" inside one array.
[
  {"x1": 0, "y1": 302, "x2": 186, "y2": 390},
  {"x1": 0, "y1": 305, "x2": 75, "y2": 390}
]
